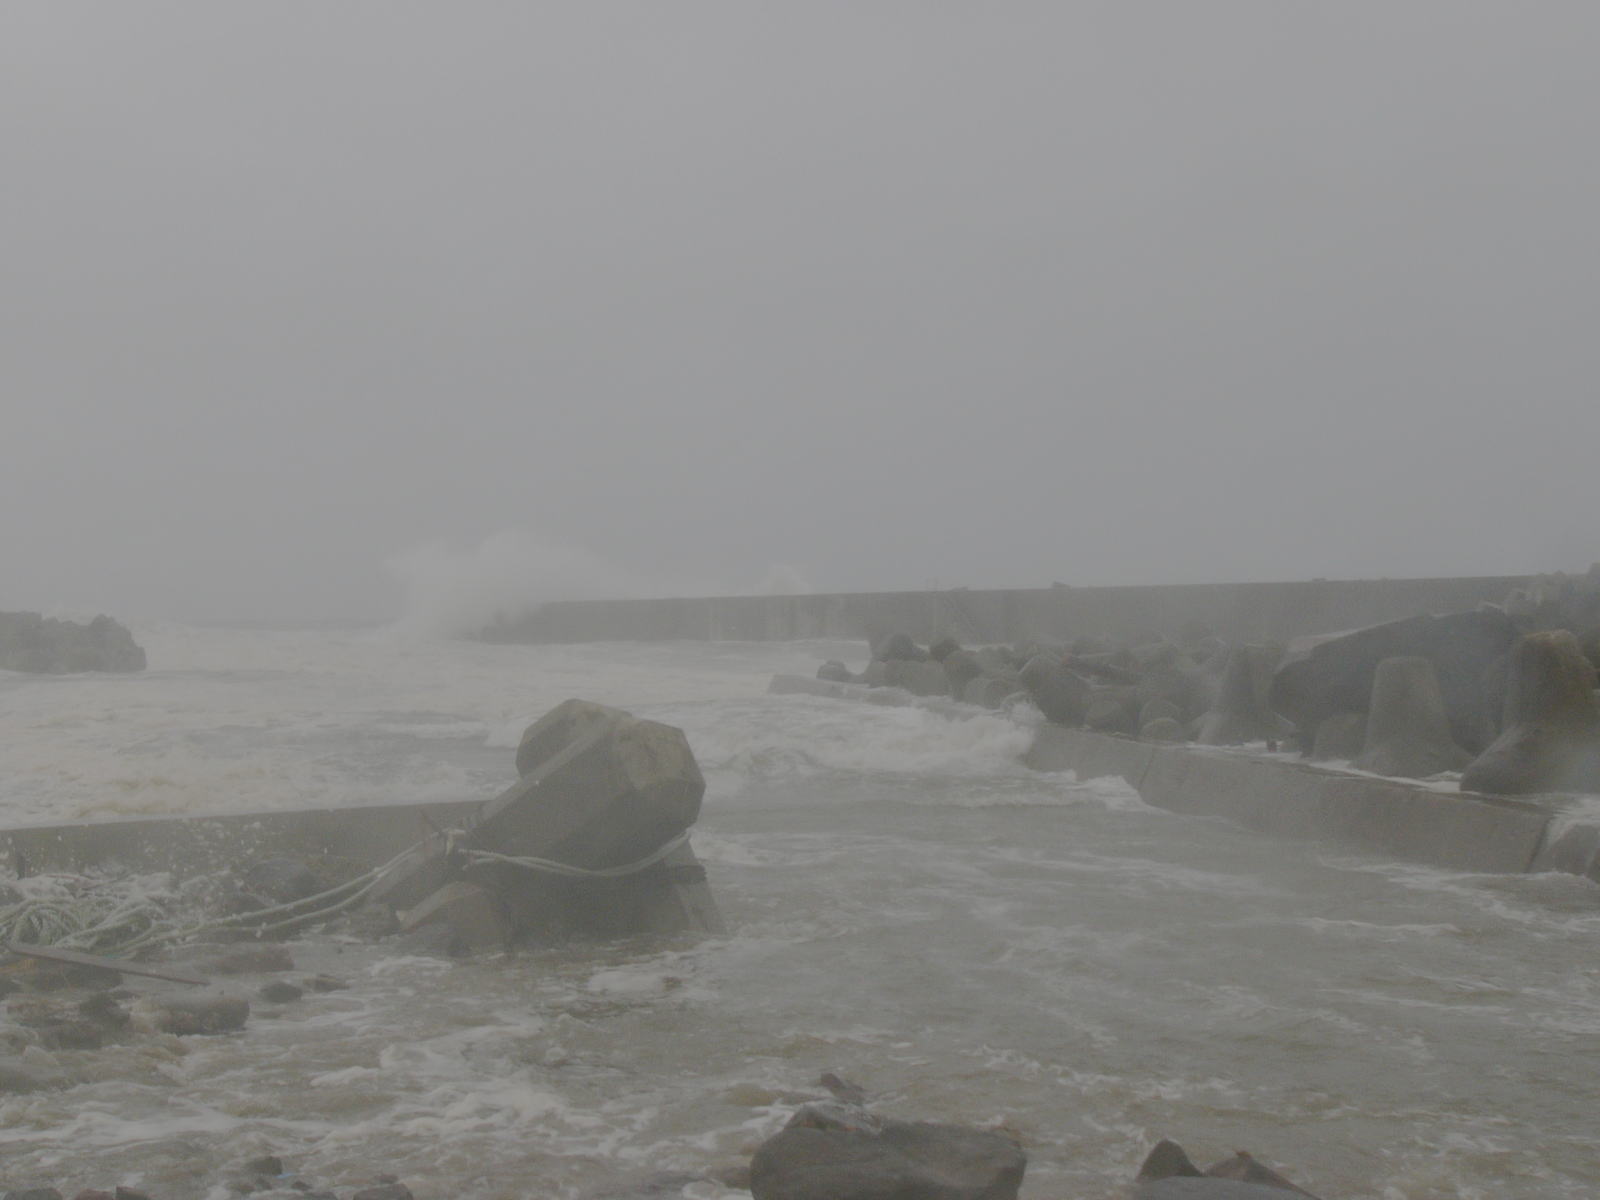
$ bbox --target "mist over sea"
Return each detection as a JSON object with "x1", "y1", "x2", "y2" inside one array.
[{"x1": 3, "y1": 624, "x2": 1599, "y2": 1198}]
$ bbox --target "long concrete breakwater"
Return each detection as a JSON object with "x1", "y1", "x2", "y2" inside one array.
[
  {"x1": 482, "y1": 575, "x2": 1527, "y2": 645},
  {"x1": 769, "y1": 674, "x2": 1600, "y2": 883}
]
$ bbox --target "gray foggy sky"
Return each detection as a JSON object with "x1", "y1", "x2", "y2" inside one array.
[{"x1": 4, "y1": 2, "x2": 1598, "y2": 624}]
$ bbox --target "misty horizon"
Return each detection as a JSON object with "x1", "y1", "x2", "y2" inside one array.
[{"x1": 6, "y1": 3, "x2": 1598, "y2": 624}]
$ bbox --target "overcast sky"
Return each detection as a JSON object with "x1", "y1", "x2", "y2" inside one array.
[{"x1": 4, "y1": 2, "x2": 1598, "y2": 624}]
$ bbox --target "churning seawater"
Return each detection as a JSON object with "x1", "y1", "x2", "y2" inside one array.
[{"x1": 2, "y1": 626, "x2": 1599, "y2": 1199}]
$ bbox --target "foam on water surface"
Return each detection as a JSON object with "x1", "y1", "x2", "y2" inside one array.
[{"x1": 2, "y1": 626, "x2": 1600, "y2": 1197}]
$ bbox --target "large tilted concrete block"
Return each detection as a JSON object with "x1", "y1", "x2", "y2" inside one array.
[{"x1": 473, "y1": 701, "x2": 705, "y2": 869}]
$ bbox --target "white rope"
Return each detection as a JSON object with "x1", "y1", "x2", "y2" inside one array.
[{"x1": 459, "y1": 830, "x2": 691, "y2": 880}]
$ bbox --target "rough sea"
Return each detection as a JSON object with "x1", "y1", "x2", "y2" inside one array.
[{"x1": 2, "y1": 625, "x2": 1599, "y2": 1199}]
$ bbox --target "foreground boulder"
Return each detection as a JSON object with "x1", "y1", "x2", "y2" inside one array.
[
  {"x1": 751, "y1": 1104, "x2": 1025, "y2": 1200},
  {"x1": 1460, "y1": 629, "x2": 1600, "y2": 795},
  {"x1": 1353, "y1": 656, "x2": 1471, "y2": 778},
  {"x1": 0, "y1": 612, "x2": 145, "y2": 673}
]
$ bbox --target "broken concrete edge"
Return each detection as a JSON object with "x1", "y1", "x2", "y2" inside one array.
[{"x1": 769, "y1": 673, "x2": 1595, "y2": 880}]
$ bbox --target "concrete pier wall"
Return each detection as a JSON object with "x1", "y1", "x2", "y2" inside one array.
[
  {"x1": 485, "y1": 575, "x2": 1527, "y2": 645},
  {"x1": 769, "y1": 674, "x2": 1594, "y2": 881},
  {"x1": 0, "y1": 799, "x2": 483, "y2": 878}
]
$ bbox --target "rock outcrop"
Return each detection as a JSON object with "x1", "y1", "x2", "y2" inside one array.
[{"x1": 0, "y1": 612, "x2": 145, "y2": 673}]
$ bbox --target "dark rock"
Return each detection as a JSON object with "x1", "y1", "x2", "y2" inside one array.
[
  {"x1": 817, "y1": 1071, "x2": 868, "y2": 1105},
  {"x1": 1138, "y1": 1139, "x2": 1203, "y2": 1181},
  {"x1": 1353, "y1": 656, "x2": 1471, "y2": 778},
  {"x1": 1310, "y1": 712, "x2": 1367, "y2": 762},
  {"x1": 350, "y1": 1185, "x2": 414, "y2": 1200},
  {"x1": 240, "y1": 857, "x2": 324, "y2": 905},
  {"x1": 1135, "y1": 1139, "x2": 1322, "y2": 1200},
  {"x1": 146, "y1": 993, "x2": 249, "y2": 1035},
  {"x1": 1270, "y1": 609, "x2": 1516, "y2": 754},
  {"x1": 817, "y1": 660, "x2": 854, "y2": 684},
  {"x1": 750, "y1": 1103, "x2": 1025, "y2": 1200},
  {"x1": 0, "y1": 611, "x2": 146, "y2": 674},
  {"x1": 242, "y1": 1156, "x2": 284, "y2": 1177},
  {"x1": 1019, "y1": 656, "x2": 1090, "y2": 727},
  {"x1": 1203, "y1": 1152, "x2": 1319, "y2": 1197},
  {"x1": 300, "y1": 974, "x2": 348, "y2": 992},
  {"x1": 1461, "y1": 629, "x2": 1600, "y2": 795},
  {"x1": 258, "y1": 981, "x2": 304, "y2": 1004},
  {"x1": 874, "y1": 633, "x2": 926, "y2": 662},
  {"x1": 114, "y1": 1190, "x2": 155, "y2": 1200},
  {"x1": 72, "y1": 1192, "x2": 113, "y2": 1200},
  {"x1": 927, "y1": 636, "x2": 962, "y2": 663}
]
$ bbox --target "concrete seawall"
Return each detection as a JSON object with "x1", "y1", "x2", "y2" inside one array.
[
  {"x1": 0, "y1": 798, "x2": 483, "y2": 877},
  {"x1": 769, "y1": 674, "x2": 1600, "y2": 883},
  {"x1": 484, "y1": 575, "x2": 1527, "y2": 645}
]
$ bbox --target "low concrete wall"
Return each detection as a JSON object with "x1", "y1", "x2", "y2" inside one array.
[
  {"x1": 771, "y1": 674, "x2": 1588, "y2": 880},
  {"x1": 0, "y1": 799, "x2": 483, "y2": 877},
  {"x1": 485, "y1": 574, "x2": 1528, "y2": 645}
]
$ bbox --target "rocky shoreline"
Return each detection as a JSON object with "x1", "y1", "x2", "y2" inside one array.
[{"x1": 0, "y1": 612, "x2": 145, "y2": 674}]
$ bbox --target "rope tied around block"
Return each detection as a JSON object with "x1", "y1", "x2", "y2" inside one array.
[{"x1": 457, "y1": 829, "x2": 692, "y2": 879}]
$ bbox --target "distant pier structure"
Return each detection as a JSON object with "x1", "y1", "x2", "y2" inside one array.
[{"x1": 477, "y1": 575, "x2": 1529, "y2": 646}]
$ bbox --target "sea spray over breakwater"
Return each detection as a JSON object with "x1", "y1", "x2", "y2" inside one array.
[{"x1": 2, "y1": 629, "x2": 1600, "y2": 1195}]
